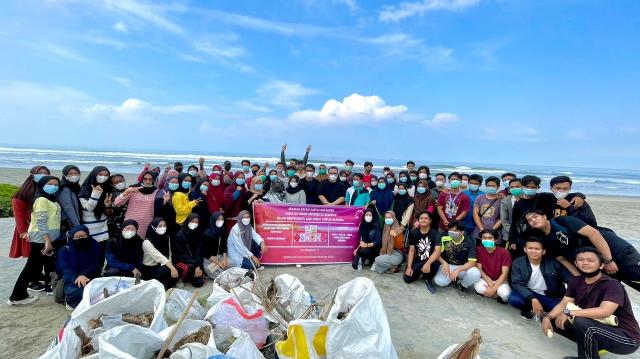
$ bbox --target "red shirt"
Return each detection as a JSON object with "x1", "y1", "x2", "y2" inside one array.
[
  {"x1": 363, "y1": 173, "x2": 373, "y2": 188},
  {"x1": 476, "y1": 246, "x2": 512, "y2": 281},
  {"x1": 436, "y1": 190, "x2": 471, "y2": 229}
]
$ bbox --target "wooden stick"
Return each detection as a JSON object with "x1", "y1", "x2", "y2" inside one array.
[{"x1": 155, "y1": 289, "x2": 200, "y2": 359}]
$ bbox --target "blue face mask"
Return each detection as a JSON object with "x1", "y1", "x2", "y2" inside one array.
[
  {"x1": 181, "y1": 181, "x2": 191, "y2": 190},
  {"x1": 33, "y1": 174, "x2": 45, "y2": 182},
  {"x1": 523, "y1": 188, "x2": 537, "y2": 196},
  {"x1": 255, "y1": 184, "x2": 263, "y2": 191},
  {"x1": 384, "y1": 218, "x2": 394, "y2": 225},
  {"x1": 417, "y1": 187, "x2": 427, "y2": 194},
  {"x1": 242, "y1": 166, "x2": 250, "y2": 172},
  {"x1": 399, "y1": 177, "x2": 407, "y2": 183},
  {"x1": 450, "y1": 179, "x2": 461, "y2": 189},
  {"x1": 236, "y1": 178, "x2": 245, "y2": 185},
  {"x1": 387, "y1": 177, "x2": 395, "y2": 184},
  {"x1": 398, "y1": 189, "x2": 407, "y2": 196},
  {"x1": 378, "y1": 182, "x2": 387, "y2": 190},
  {"x1": 486, "y1": 187, "x2": 498, "y2": 195},
  {"x1": 482, "y1": 239, "x2": 496, "y2": 249},
  {"x1": 468, "y1": 184, "x2": 479, "y2": 191},
  {"x1": 352, "y1": 180, "x2": 361, "y2": 187},
  {"x1": 200, "y1": 184, "x2": 208, "y2": 192},
  {"x1": 168, "y1": 182, "x2": 179, "y2": 191},
  {"x1": 269, "y1": 175, "x2": 278, "y2": 181},
  {"x1": 43, "y1": 184, "x2": 59, "y2": 195}
]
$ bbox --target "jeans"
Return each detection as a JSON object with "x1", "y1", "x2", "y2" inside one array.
[
  {"x1": 554, "y1": 317, "x2": 640, "y2": 359},
  {"x1": 403, "y1": 259, "x2": 440, "y2": 283},
  {"x1": 241, "y1": 242, "x2": 263, "y2": 270},
  {"x1": 10, "y1": 242, "x2": 56, "y2": 301},
  {"x1": 434, "y1": 263, "x2": 481, "y2": 288},
  {"x1": 508, "y1": 291, "x2": 561, "y2": 312},
  {"x1": 374, "y1": 250, "x2": 403, "y2": 273}
]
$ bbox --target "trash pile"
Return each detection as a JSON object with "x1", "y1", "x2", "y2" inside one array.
[{"x1": 39, "y1": 269, "x2": 398, "y2": 359}]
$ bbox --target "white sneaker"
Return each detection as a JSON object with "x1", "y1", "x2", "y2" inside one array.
[
  {"x1": 65, "y1": 302, "x2": 74, "y2": 311},
  {"x1": 176, "y1": 280, "x2": 185, "y2": 289},
  {"x1": 370, "y1": 263, "x2": 377, "y2": 272},
  {"x1": 7, "y1": 296, "x2": 39, "y2": 306},
  {"x1": 256, "y1": 265, "x2": 265, "y2": 271}
]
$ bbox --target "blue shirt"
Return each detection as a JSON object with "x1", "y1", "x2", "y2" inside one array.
[{"x1": 463, "y1": 189, "x2": 484, "y2": 229}]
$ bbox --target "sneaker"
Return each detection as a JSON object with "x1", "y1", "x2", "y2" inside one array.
[
  {"x1": 520, "y1": 309, "x2": 534, "y2": 320},
  {"x1": 28, "y1": 282, "x2": 45, "y2": 292},
  {"x1": 425, "y1": 280, "x2": 437, "y2": 294},
  {"x1": 370, "y1": 263, "x2": 377, "y2": 272},
  {"x1": 44, "y1": 285, "x2": 54, "y2": 296},
  {"x1": 7, "y1": 296, "x2": 39, "y2": 306},
  {"x1": 65, "y1": 302, "x2": 74, "y2": 311},
  {"x1": 256, "y1": 264, "x2": 265, "y2": 271},
  {"x1": 176, "y1": 280, "x2": 185, "y2": 289},
  {"x1": 497, "y1": 297, "x2": 508, "y2": 305},
  {"x1": 457, "y1": 282, "x2": 467, "y2": 298}
]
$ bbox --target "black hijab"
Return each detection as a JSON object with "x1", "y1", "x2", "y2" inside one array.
[
  {"x1": 113, "y1": 219, "x2": 143, "y2": 263},
  {"x1": 33, "y1": 175, "x2": 60, "y2": 204},
  {"x1": 177, "y1": 173, "x2": 195, "y2": 193},
  {"x1": 60, "y1": 165, "x2": 81, "y2": 193},
  {"x1": 285, "y1": 175, "x2": 303, "y2": 194},
  {"x1": 359, "y1": 209, "x2": 381, "y2": 243},
  {"x1": 146, "y1": 217, "x2": 170, "y2": 257},
  {"x1": 392, "y1": 185, "x2": 414, "y2": 221},
  {"x1": 204, "y1": 211, "x2": 224, "y2": 239},
  {"x1": 398, "y1": 170, "x2": 413, "y2": 188},
  {"x1": 78, "y1": 166, "x2": 112, "y2": 218},
  {"x1": 134, "y1": 171, "x2": 157, "y2": 195}
]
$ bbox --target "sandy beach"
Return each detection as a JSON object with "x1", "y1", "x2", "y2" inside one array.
[{"x1": 1, "y1": 167, "x2": 639, "y2": 358}]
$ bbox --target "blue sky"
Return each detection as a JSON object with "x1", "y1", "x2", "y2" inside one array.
[{"x1": 0, "y1": 0, "x2": 639, "y2": 169}]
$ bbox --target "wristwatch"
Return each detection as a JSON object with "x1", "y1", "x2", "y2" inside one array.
[
  {"x1": 603, "y1": 258, "x2": 613, "y2": 264},
  {"x1": 563, "y1": 308, "x2": 572, "y2": 316}
]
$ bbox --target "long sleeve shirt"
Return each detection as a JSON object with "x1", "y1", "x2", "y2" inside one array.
[
  {"x1": 27, "y1": 197, "x2": 61, "y2": 243},
  {"x1": 227, "y1": 224, "x2": 264, "y2": 268},
  {"x1": 142, "y1": 239, "x2": 170, "y2": 266},
  {"x1": 80, "y1": 190, "x2": 109, "y2": 242},
  {"x1": 171, "y1": 192, "x2": 198, "y2": 225},
  {"x1": 57, "y1": 187, "x2": 81, "y2": 227},
  {"x1": 114, "y1": 190, "x2": 157, "y2": 238}
]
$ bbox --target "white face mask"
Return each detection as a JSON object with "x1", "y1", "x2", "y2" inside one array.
[
  {"x1": 212, "y1": 179, "x2": 221, "y2": 186},
  {"x1": 115, "y1": 182, "x2": 126, "y2": 191},
  {"x1": 419, "y1": 173, "x2": 428, "y2": 179},
  {"x1": 328, "y1": 174, "x2": 338, "y2": 182},
  {"x1": 364, "y1": 215, "x2": 373, "y2": 223},
  {"x1": 306, "y1": 171, "x2": 313, "y2": 178},
  {"x1": 154, "y1": 226, "x2": 167, "y2": 235},
  {"x1": 66, "y1": 175, "x2": 80, "y2": 183},
  {"x1": 553, "y1": 190, "x2": 569, "y2": 200},
  {"x1": 436, "y1": 180, "x2": 445, "y2": 187},
  {"x1": 188, "y1": 222, "x2": 198, "y2": 230},
  {"x1": 290, "y1": 182, "x2": 298, "y2": 188},
  {"x1": 213, "y1": 171, "x2": 221, "y2": 175},
  {"x1": 96, "y1": 175, "x2": 109, "y2": 184},
  {"x1": 215, "y1": 220, "x2": 224, "y2": 228},
  {"x1": 241, "y1": 218, "x2": 251, "y2": 225},
  {"x1": 339, "y1": 176, "x2": 347, "y2": 181},
  {"x1": 122, "y1": 230, "x2": 136, "y2": 239}
]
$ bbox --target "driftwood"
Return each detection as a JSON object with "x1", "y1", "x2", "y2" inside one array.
[
  {"x1": 73, "y1": 326, "x2": 95, "y2": 356},
  {"x1": 170, "y1": 324, "x2": 212, "y2": 353},
  {"x1": 155, "y1": 289, "x2": 200, "y2": 359},
  {"x1": 445, "y1": 329, "x2": 482, "y2": 359}
]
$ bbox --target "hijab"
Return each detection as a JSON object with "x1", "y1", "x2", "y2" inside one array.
[
  {"x1": 265, "y1": 178, "x2": 286, "y2": 202},
  {"x1": 13, "y1": 165, "x2": 50, "y2": 202},
  {"x1": 359, "y1": 209, "x2": 381, "y2": 243},
  {"x1": 179, "y1": 213, "x2": 200, "y2": 237},
  {"x1": 60, "y1": 165, "x2": 81, "y2": 194},
  {"x1": 392, "y1": 185, "x2": 414, "y2": 220},
  {"x1": 33, "y1": 175, "x2": 60, "y2": 204},
  {"x1": 233, "y1": 210, "x2": 254, "y2": 250},
  {"x1": 177, "y1": 173, "x2": 195, "y2": 193},
  {"x1": 146, "y1": 217, "x2": 170, "y2": 257},
  {"x1": 189, "y1": 178, "x2": 208, "y2": 200},
  {"x1": 78, "y1": 166, "x2": 112, "y2": 218},
  {"x1": 381, "y1": 211, "x2": 403, "y2": 255},
  {"x1": 413, "y1": 179, "x2": 434, "y2": 213},
  {"x1": 205, "y1": 174, "x2": 225, "y2": 212},
  {"x1": 134, "y1": 171, "x2": 158, "y2": 195},
  {"x1": 113, "y1": 219, "x2": 143, "y2": 263},
  {"x1": 398, "y1": 170, "x2": 413, "y2": 188},
  {"x1": 285, "y1": 175, "x2": 303, "y2": 194},
  {"x1": 204, "y1": 211, "x2": 224, "y2": 239},
  {"x1": 155, "y1": 174, "x2": 179, "y2": 201},
  {"x1": 370, "y1": 177, "x2": 394, "y2": 215},
  {"x1": 66, "y1": 225, "x2": 101, "y2": 272}
]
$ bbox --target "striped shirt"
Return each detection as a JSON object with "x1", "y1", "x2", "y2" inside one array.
[
  {"x1": 80, "y1": 190, "x2": 109, "y2": 242},
  {"x1": 114, "y1": 190, "x2": 157, "y2": 238}
]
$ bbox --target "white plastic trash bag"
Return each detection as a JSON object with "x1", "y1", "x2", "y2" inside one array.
[
  {"x1": 207, "y1": 296, "x2": 268, "y2": 347},
  {"x1": 276, "y1": 319, "x2": 327, "y2": 359},
  {"x1": 165, "y1": 289, "x2": 208, "y2": 322},
  {"x1": 98, "y1": 324, "x2": 164, "y2": 359},
  {"x1": 159, "y1": 319, "x2": 216, "y2": 351},
  {"x1": 169, "y1": 343, "x2": 223, "y2": 359},
  {"x1": 325, "y1": 277, "x2": 397, "y2": 359},
  {"x1": 206, "y1": 268, "x2": 253, "y2": 307},
  {"x1": 272, "y1": 274, "x2": 312, "y2": 319},
  {"x1": 226, "y1": 331, "x2": 265, "y2": 359},
  {"x1": 76, "y1": 277, "x2": 137, "y2": 314}
]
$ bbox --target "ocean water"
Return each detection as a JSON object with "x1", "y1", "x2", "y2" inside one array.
[{"x1": 1, "y1": 146, "x2": 639, "y2": 197}]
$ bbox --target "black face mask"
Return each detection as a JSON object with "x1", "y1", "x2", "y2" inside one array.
[
  {"x1": 251, "y1": 170, "x2": 258, "y2": 176},
  {"x1": 577, "y1": 267, "x2": 601, "y2": 278},
  {"x1": 73, "y1": 237, "x2": 91, "y2": 248}
]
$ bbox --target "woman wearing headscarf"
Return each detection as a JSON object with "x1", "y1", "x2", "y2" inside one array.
[
  {"x1": 189, "y1": 178, "x2": 212, "y2": 231},
  {"x1": 345, "y1": 173, "x2": 370, "y2": 206},
  {"x1": 369, "y1": 177, "x2": 394, "y2": 223},
  {"x1": 411, "y1": 179, "x2": 436, "y2": 228},
  {"x1": 154, "y1": 174, "x2": 179, "y2": 237},
  {"x1": 373, "y1": 210, "x2": 406, "y2": 274},
  {"x1": 172, "y1": 173, "x2": 201, "y2": 227},
  {"x1": 227, "y1": 210, "x2": 267, "y2": 270},
  {"x1": 285, "y1": 175, "x2": 306, "y2": 204},
  {"x1": 263, "y1": 178, "x2": 286, "y2": 203},
  {"x1": 205, "y1": 173, "x2": 225, "y2": 213},
  {"x1": 172, "y1": 213, "x2": 204, "y2": 287},
  {"x1": 114, "y1": 171, "x2": 158, "y2": 239},
  {"x1": 103, "y1": 219, "x2": 143, "y2": 277},
  {"x1": 8, "y1": 175, "x2": 61, "y2": 305},
  {"x1": 352, "y1": 209, "x2": 382, "y2": 270},
  {"x1": 107, "y1": 174, "x2": 128, "y2": 239},
  {"x1": 141, "y1": 218, "x2": 179, "y2": 289},
  {"x1": 209, "y1": 164, "x2": 223, "y2": 180},
  {"x1": 392, "y1": 183, "x2": 415, "y2": 231},
  {"x1": 78, "y1": 166, "x2": 113, "y2": 243},
  {"x1": 396, "y1": 170, "x2": 415, "y2": 197},
  {"x1": 246, "y1": 176, "x2": 265, "y2": 207},
  {"x1": 55, "y1": 225, "x2": 103, "y2": 309},
  {"x1": 223, "y1": 172, "x2": 247, "y2": 234},
  {"x1": 202, "y1": 212, "x2": 228, "y2": 279},
  {"x1": 10, "y1": 165, "x2": 50, "y2": 258},
  {"x1": 57, "y1": 165, "x2": 82, "y2": 233}
]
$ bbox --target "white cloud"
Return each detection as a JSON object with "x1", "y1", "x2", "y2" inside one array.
[
  {"x1": 288, "y1": 93, "x2": 408, "y2": 125},
  {"x1": 361, "y1": 33, "x2": 453, "y2": 66},
  {"x1": 91, "y1": 0, "x2": 185, "y2": 34},
  {"x1": 257, "y1": 80, "x2": 319, "y2": 109},
  {"x1": 236, "y1": 101, "x2": 272, "y2": 113},
  {"x1": 379, "y1": 0, "x2": 482, "y2": 23},
  {"x1": 84, "y1": 98, "x2": 208, "y2": 122},
  {"x1": 113, "y1": 21, "x2": 128, "y2": 33},
  {"x1": 424, "y1": 112, "x2": 459, "y2": 127},
  {"x1": 112, "y1": 76, "x2": 133, "y2": 88},
  {"x1": 180, "y1": 54, "x2": 206, "y2": 63},
  {"x1": 0, "y1": 81, "x2": 93, "y2": 108},
  {"x1": 334, "y1": 0, "x2": 359, "y2": 12},
  {"x1": 39, "y1": 43, "x2": 90, "y2": 62},
  {"x1": 79, "y1": 35, "x2": 129, "y2": 49}
]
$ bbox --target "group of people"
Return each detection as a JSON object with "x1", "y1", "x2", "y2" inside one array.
[{"x1": 6, "y1": 145, "x2": 640, "y2": 359}]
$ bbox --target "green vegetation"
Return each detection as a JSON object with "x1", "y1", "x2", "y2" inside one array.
[{"x1": 0, "y1": 183, "x2": 19, "y2": 218}]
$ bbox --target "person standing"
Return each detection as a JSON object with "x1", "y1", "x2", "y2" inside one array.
[{"x1": 436, "y1": 172, "x2": 471, "y2": 234}]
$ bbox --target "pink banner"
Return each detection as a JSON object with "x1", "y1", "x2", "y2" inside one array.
[{"x1": 253, "y1": 202, "x2": 366, "y2": 265}]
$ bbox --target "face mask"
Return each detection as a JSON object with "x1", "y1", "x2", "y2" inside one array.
[
  {"x1": 486, "y1": 187, "x2": 498, "y2": 195},
  {"x1": 65, "y1": 175, "x2": 80, "y2": 183},
  {"x1": 510, "y1": 188, "x2": 524, "y2": 197},
  {"x1": 364, "y1": 215, "x2": 373, "y2": 223},
  {"x1": 384, "y1": 218, "x2": 394, "y2": 225},
  {"x1": 352, "y1": 180, "x2": 361, "y2": 187},
  {"x1": 436, "y1": 180, "x2": 445, "y2": 188},
  {"x1": 241, "y1": 218, "x2": 251, "y2": 225},
  {"x1": 577, "y1": 267, "x2": 601, "y2": 278},
  {"x1": 319, "y1": 169, "x2": 327, "y2": 174},
  {"x1": 461, "y1": 180, "x2": 469, "y2": 187},
  {"x1": 43, "y1": 184, "x2": 59, "y2": 194},
  {"x1": 33, "y1": 173, "x2": 45, "y2": 182},
  {"x1": 154, "y1": 226, "x2": 167, "y2": 235},
  {"x1": 305, "y1": 171, "x2": 313, "y2": 178},
  {"x1": 339, "y1": 176, "x2": 347, "y2": 182},
  {"x1": 419, "y1": 173, "x2": 428, "y2": 179},
  {"x1": 377, "y1": 182, "x2": 387, "y2": 190},
  {"x1": 286, "y1": 170, "x2": 295, "y2": 177},
  {"x1": 142, "y1": 182, "x2": 154, "y2": 188},
  {"x1": 267, "y1": 175, "x2": 277, "y2": 181},
  {"x1": 344, "y1": 166, "x2": 352, "y2": 171},
  {"x1": 329, "y1": 174, "x2": 338, "y2": 182},
  {"x1": 73, "y1": 236, "x2": 89, "y2": 246},
  {"x1": 122, "y1": 230, "x2": 136, "y2": 239},
  {"x1": 417, "y1": 187, "x2": 427, "y2": 194},
  {"x1": 188, "y1": 222, "x2": 198, "y2": 230},
  {"x1": 450, "y1": 180, "x2": 461, "y2": 189},
  {"x1": 223, "y1": 177, "x2": 232, "y2": 185},
  {"x1": 387, "y1": 177, "x2": 395, "y2": 184},
  {"x1": 448, "y1": 231, "x2": 462, "y2": 240},
  {"x1": 200, "y1": 184, "x2": 208, "y2": 192},
  {"x1": 502, "y1": 181, "x2": 510, "y2": 189},
  {"x1": 289, "y1": 182, "x2": 298, "y2": 188},
  {"x1": 168, "y1": 182, "x2": 179, "y2": 191},
  {"x1": 468, "y1": 184, "x2": 479, "y2": 191},
  {"x1": 181, "y1": 181, "x2": 191, "y2": 190},
  {"x1": 251, "y1": 170, "x2": 258, "y2": 176},
  {"x1": 212, "y1": 179, "x2": 221, "y2": 186},
  {"x1": 410, "y1": 175, "x2": 418, "y2": 182},
  {"x1": 260, "y1": 175, "x2": 266, "y2": 182},
  {"x1": 482, "y1": 239, "x2": 496, "y2": 249},
  {"x1": 189, "y1": 170, "x2": 198, "y2": 177},
  {"x1": 235, "y1": 178, "x2": 245, "y2": 185},
  {"x1": 255, "y1": 184, "x2": 264, "y2": 191},
  {"x1": 96, "y1": 175, "x2": 109, "y2": 184},
  {"x1": 399, "y1": 177, "x2": 407, "y2": 183},
  {"x1": 213, "y1": 171, "x2": 222, "y2": 175},
  {"x1": 398, "y1": 189, "x2": 408, "y2": 196},
  {"x1": 371, "y1": 181, "x2": 378, "y2": 187},
  {"x1": 523, "y1": 188, "x2": 538, "y2": 196},
  {"x1": 115, "y1": 182, "x2": 126, "y2": 191},
  {"x1": 216, "y1": 220, "x2": 224, "y2": 228},
  {"x1": 242, "y1": 166, "x2": 250, "y2": 172},
  {"x1": 553, "y1": 190, "x2": 569, "y2": 200},
  {"x1": 383, "y1": 171, "x2": 390, "y2": 176}
]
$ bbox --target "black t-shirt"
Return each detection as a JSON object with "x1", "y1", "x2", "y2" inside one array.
[
  {"x1": 302, "y1": 178, "x2": 320, "y2": 205},
  {"x1": 317, "y1": 180, "x2": 346, "y2": 203},
  {"x1": 440, "y1": 235, "x2": 476, "y2": 265},
  {"x1": 566, "y1": 275, "x2": 640, "y2": 341},
  {"x1": 553, "y1": 193, "x2": 598, "y2": 227},
  {"x1": 409, "y1": 228, "x2": 440, "y2": 262},
  {"x1": 510, "y1": 192, "x2": 557, "y2": 241}
]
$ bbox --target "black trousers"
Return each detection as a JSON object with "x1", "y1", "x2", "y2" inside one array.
[
  {"x1": 174, "y1": 262, "x2": 204, "y2": 288},
  {"x1": 610, "y1": 245, "x2": 640, "y2": 292},
  {"x1": 403, "y1": 259, "x2": 440, "y2": 283},
  {"x1": 554, "y1": 317, "x2": 639, "y2": 359},
  {"x1": 352, "y1": 246, "x2": 380, "y2": 269},
  {"x1": 141, "y1": 264, "x2": 177, "y2": 289},
  {"x1": 10, "y1": 242, "x2": 55, "y2": 301},
  {"x1": 102, "y1": 267, "x2": 133, "y2": 277}
]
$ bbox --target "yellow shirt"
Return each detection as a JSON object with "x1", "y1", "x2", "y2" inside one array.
[
  {"x1": 171, "y1": 192, "x2": 198, "y2": 225},
  {"x1": 28, "y1": 197, "x2": 61, "y2": 243}
]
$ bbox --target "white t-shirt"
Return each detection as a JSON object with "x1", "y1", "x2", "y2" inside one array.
[{"x1": 527, "y1": 263, "x2": 548, "y2": 295}]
